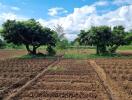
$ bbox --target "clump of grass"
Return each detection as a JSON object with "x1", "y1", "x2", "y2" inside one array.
[
  {"x1": 47, "y1": 66, "x2": 65, "y2": 72},
  {"x1": 18, "y1": 53, "x2": 56, "y2": 59}
]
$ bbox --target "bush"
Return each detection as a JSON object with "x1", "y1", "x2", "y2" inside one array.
[{"x1": 47, "y1": 45, "x2": 56, "y2": 56}]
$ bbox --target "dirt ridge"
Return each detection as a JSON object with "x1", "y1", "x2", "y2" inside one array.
[{"x1": 89, "y1": 60, "x2": 130, "y2": 100}]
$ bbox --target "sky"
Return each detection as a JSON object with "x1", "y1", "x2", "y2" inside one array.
[{"x1": 0, "y1": 0, "x2": 132, "y2": 41}]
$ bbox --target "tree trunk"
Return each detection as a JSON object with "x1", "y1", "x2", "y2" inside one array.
[
  {"x1": 25, "y1": 44, "x2": 32, "y2": 54},
  {"x1": 32, "y1": 46, "x2": 37, "y2": 55},
  {"x1": 96, "y1": 45, "x2": 99, "y2": 55},
  {"x1": 25, "y1": 45, "x2": 38, "y2": 55},
  {"x1": 101, "y1": 45, "x2": 107, "y2": 54}
]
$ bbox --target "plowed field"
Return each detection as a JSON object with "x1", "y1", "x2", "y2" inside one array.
[
  {"x1": 0, "y1": 58, "x2": 131, "y2": 100},
  {"x1": 0, "y1": 58, "x2": 55, "y2": 99},
  {"x1": 13, "y1": 60, "x2": 110, "y2": 100},
  {"x1": 96, "y1": 59, "x2": 132, "y2": 100}
]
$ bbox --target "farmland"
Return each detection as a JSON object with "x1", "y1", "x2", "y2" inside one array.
[
  {"x1": 96, "y1": 59, "x2": 132, "y2": 100},
  {"x1": 0, "y1": 58, "x2": 56, "y2": 99},
  {"x1": 0, "y1": 49, "x2": 131, "y2": 100},
  {"x1": 0, "y1": 0, "x2": 132, "y2": 99},
  {"x1": 9, "y1": 59, "x2": 110, "y2": 100},
  {"x1": 0, "y1": 50, "x2": 27, "y2": 60}
]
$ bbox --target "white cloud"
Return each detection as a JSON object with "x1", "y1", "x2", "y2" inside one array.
[
  {"x1": 38, "y1": 5, "x2": 132, "y2": 41},
  {"x1": 93, "y1": 1, "x2": 109, "y2": 6},
  {"x1": 0, "y1": 12, "x2": 27, "y2": 25},
  {"x1": 48, "y1": 7, "x2": 68, "y2": 16},
  {"x1": 0, "y1": 2, "x2": 26, "y2": 25},
  {"x1": 0, "y1": 1, "x2": 132, "y2": 41}
]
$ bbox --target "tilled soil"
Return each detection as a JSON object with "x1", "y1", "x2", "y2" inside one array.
[
  {"x1": 13, "y1": 59, "x2": 110, "y2": 100},
  {"x1": 96, "y1": 58, "x2": 132, "y2": 100},
  {"x1": 0, "y1": 58, "x2": 55, "y2": 99},
  {"x1": 1, "y1": 58, "x2": 132, "y2": 100},
  {"x1": 0, "y1": 50, "x2": 27, "y2": 60}
]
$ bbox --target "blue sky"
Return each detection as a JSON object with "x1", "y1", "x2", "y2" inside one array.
[
  {"x1": 0, "y1": 0, "x2": 132, "y2": 40},
  {"x1": 0, "y1": 0, "x2": 119, "y2": 19}
]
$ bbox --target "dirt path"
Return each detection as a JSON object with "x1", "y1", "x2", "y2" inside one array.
[{"x1": 89, "y1": 60, "x2": 130, "y2": 100}]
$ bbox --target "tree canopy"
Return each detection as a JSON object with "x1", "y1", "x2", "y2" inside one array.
[
  {"x1": 78, "y1": 25, "x2": 132, "y2": 55},
  {"x1": 1, "y1": 19, "x2": 57, "y2": 55}
]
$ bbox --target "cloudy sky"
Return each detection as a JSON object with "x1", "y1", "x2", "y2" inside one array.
[{"x1": 0, "y1": 0, "x2": 132, "y2": 41}]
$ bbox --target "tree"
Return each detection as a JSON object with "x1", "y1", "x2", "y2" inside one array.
[
  {"x1": 2, "y1": 19, "x2": 56, "y2": 55},
  {"x1": 54, "y1": 24, "x2": 65, "y2": 41},
  {"x1": 54, "y1": 24, "x2": 69, "y2": 49},
  {"x1": 108, "y1": 26, "x2": 131, "y2": 53},
  {"x1": 0, "y1": 39, "x2": 5, "y2": 49},
  {"x1": 78, "y1": 25, "x2": 132, "y2": 55},
  {"x1": 78, "y1": 26, "x2": 112, "y2": 55}
]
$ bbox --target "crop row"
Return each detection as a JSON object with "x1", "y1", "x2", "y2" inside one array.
[
  {"x1": 0, "y1": 58, "x2": 55, "y2": 99},
  {"x1": 15, "y1": 60, "x2": 109, "y2": 100},
  {"x1": 96, "y1": 59, "x2": 132, "y2": 99}
]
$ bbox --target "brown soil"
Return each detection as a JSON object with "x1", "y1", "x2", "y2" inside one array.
[
  {"x1": 13, "y1": 60, "x2": 110, "y2": 100},
  {"x1": 0, "y1": 58, "x2": 55, "y2": 99},
  {"x1": 0, "y1": 58, "x2": 131, "y2": 100},
  {"x1": 96, "y1": 58, "x2": 132, "y2": 100}
]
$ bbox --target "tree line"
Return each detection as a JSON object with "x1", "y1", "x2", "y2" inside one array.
[
  {"x1": 0, "y1": 19, "x2": 132, "y2": 56},
  {"x1": 78, "y1": 26, "x2": 132, "y2": 55}
]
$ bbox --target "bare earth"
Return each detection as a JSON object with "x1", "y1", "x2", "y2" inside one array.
[{"x1": 0, "y1": 50, "x2": 132, "y2": 100}]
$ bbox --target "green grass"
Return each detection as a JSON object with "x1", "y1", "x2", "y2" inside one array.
[
  {"x1": 64, "y1": 53, "x2": 132, "y2": 59},
  {"x1": 47, "y1": 66, "x2": 65, "y2": 72},
  {"x1": 118, "y1": 45, "x2": 132, "y2": 50},
  {"x1": 14, "y1": 45, "x2": 132, "y2": 59}
]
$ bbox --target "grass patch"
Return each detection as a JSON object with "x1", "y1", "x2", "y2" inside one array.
[
  {"x1": 64, "y1": 53, "x2": 132, "y2": 59},
  {"x1": 118, "y1": 45, "x2": 132, "y2": 50},
  {"x1": 47, "y1": 66, "x2": 65, "y2": 72},
  {"x1": 18, "y1": 53, "x2": 56, "y2": 59}
]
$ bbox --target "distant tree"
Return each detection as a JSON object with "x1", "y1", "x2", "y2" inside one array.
[
  {"x1": 2, "y1": 19, "x2": 56, "y2": 55},
  {"x1": 54, "y1": 24, "x2": 70, "y2": 49},
  {"x1": 71, "y1": 38, "x2": 80, "y2": 46},
  {"x1": 108, "y1": 26, "x2": 132, "y2": 53},
  {"x1": 54, "y1": 24, "x2": 65, "y2": 41},
  {"x1": 78, "y1": 26, "x2": 112, "y2": 55},
  {"x1": 57, "y1": 39, "x2": 69, "y2": 49},
  {"x1": 78, "y1": 25, "x2": 132, "y2": 55}
]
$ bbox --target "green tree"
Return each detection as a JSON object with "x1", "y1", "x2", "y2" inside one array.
[
  {"x1": 0, "y1": 39, "x2": 5, "y2": 49},
  {"x1": 108, "y1": 26, "x2": 131, "y2": 53},
  {"x1": 78, "y1": 26, "x2": 112, "y2": 55},
  {"x1": 78, "y1": 25, "x2": 132, "y2": 55},
  {"x1": 54, "y1": 24, "x2": 70, "y2": 49},
  {"x1": 1, "y1": 19, "x2": 56, "y2": 55}
]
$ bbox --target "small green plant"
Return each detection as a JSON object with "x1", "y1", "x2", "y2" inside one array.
[{"x1": 47, "y1": 66, "x2": 65, "y2": 72}]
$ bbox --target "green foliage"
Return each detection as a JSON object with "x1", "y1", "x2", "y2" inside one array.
[
  {"x1": 56, "y1": 39, "x2": 69, "y2": 49},
  {"x1": 78, "y1": 26, "x2": 112, "y2": 55},
  {"x1": 108, "y1": 26, "x2": 128, "y2": 53},
  {"x1": 46, "y1": 45, "x2": 56, "y2": 56},
  {"x1": 54, "y1": 24, "x2": 70, "y2": 50},
  {"x1": 1, "y1": 19, "x2": 57, "y2": 54},
  {"x1": 78, "y1": 25, "x2": 132, "y2": 55}
]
